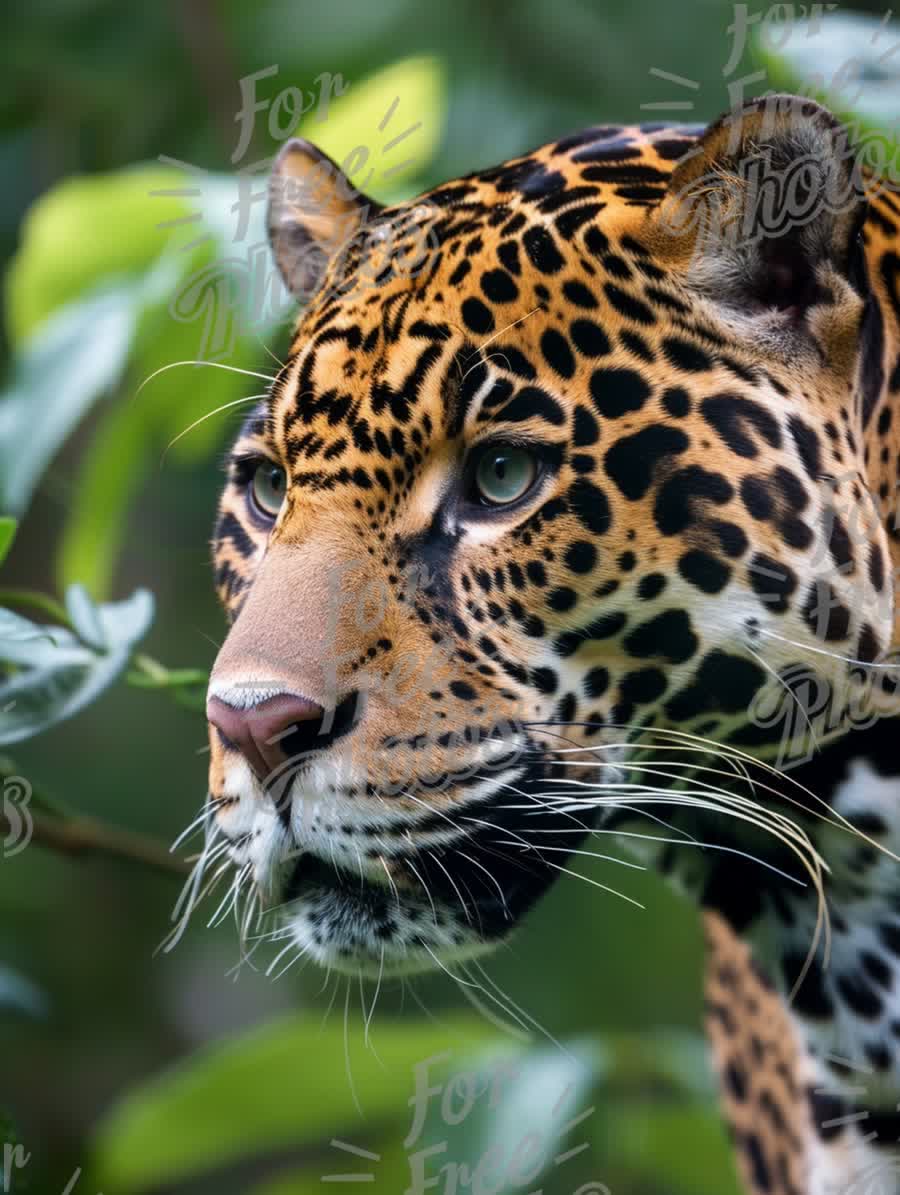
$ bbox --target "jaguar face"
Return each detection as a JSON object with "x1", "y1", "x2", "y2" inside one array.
[{"x1": 201, "y1": 95, "x2": 897, "y2": 976}]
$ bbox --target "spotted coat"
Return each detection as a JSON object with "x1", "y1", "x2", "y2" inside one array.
[{"x1": 202, "y1": 95, "x2": 900, "y2": 1193}]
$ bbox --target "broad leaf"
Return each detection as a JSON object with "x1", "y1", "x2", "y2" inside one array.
[
  {"x1": 0, "y1": 283, "x2": 140, "y2": 516},
  {"x1": 4, "y1": 165, "x2": 187, "y2": 344},
  {"x1": 0, "y1": 607, "x2": 46, "y2": 644},
  {"x1": 249, "y1": 1140, "x2": 416, "y2": 1195},
  {"x1": 1, "y1": 57, "x2": 447, "y2": 591},
  {"x1": 0, "y1": 587, "x2": 154, "y2": 745},
  {"x1": 295, "y1": 55, "x2": 447, "y2": 202},
  {"x1": 54, "y1": 398, "x2": 155, "y2": 601},
  {"x1": 54, "y1": 172, "x2": 274, "y2": 595},
  {"x1": 598, "y1": 1100, "x2": 742, "y2": 1195},
  {"x1": 90, "y1": 1015, "x2": 496, "y2": 1192},
  {"x1": 433, "y1": 1038, "x2": 608, "y2": 1195},
  {"x1": 65, "y1": 583, "x2": 107, "y2": 651},
  {"x1": 89, "y1": 1018, "x2": 739, "y2": 1195}
]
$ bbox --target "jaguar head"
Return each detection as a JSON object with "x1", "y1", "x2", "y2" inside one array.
[{"x1": 200, "y1": 95, "x2": 896, "y2": 976}]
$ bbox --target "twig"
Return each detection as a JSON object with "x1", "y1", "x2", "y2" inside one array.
[
  {"x1": 0, "y1": 807, "x2": 190, "y2": 878},
  {"x1": 0, "y1": 589, "x2": 71, "y2": 628}
]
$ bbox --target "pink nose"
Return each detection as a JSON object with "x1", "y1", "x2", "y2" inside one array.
[{"x1": 207, "y1": 693, "x2": 326, "y2": 780}]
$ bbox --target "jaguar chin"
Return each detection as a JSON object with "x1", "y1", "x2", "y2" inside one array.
[{"x1": 205, "y1": 677, "x2": 605, "y2": 977}]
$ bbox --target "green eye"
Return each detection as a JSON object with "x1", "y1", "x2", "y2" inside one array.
[
  {"x1": 250, "y1": 461, "x2": 287, "y2": 518},
  {"x1": 473, "y1": 446, "x2": 538, "y2": 506}
]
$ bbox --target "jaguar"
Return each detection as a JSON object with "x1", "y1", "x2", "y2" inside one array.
[{"x1": 198, "y1": 93, "x2": 900, "y2": 1193}]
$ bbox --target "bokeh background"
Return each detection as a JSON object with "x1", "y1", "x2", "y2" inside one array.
[{"x1": 0, "y1": 1, "x2": 891, "y2": 1191}]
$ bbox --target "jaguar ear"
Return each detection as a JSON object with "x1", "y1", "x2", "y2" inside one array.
[
  {"x1": 268, "y1": 138, "x2": 383, "y2": 301},
  {"x1": 656, "y1": 94, "x2": 867, "y2": 319}
]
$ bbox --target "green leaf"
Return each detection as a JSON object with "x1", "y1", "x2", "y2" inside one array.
[
  {"x1": 65, "y1": 583, "x2": 107, "y2": 651},
  {"x1": 89, "y1": 1015, "x2": 496, "y2": 1193},
  {"x1": 127, "y1": 664, "x2": 208, "y2": 689},
  {"x1": 88, "y1": 1013, "x2": 742, "y2": 1195},
  {"x1": 0, "y1": 520, "x2": 16, "y2": 567},
  {"x1": 0, "y1": 283, "x2": 140, "y2": 516},
  {"x1": 3, "y1": 56, "x2": 446, "y2": 579},
  {"x1": 126, "y1": 654, "x2": 208, "y2": 712},
  {"x1": 130, "y1": 252, "x2": 275, "y2": 466},
  {"x1": 298, "y1": 56, "x2": 447, "y2": 202},
  {"x1": 0, "y1": 607, "x2": 45, "y2": 644},
  {"x1": 249, "y1": 1139, "x2": 414, "y2": 1195},
  {"x1": 0, "y1": 589, "x2": 71, "y2": 628},
  {"x1": 1, "y1": 157, "x2": 265, "y2": 553},
  {"x1": 600, "y1": 1101, "x2": 742, "y2": 1195},
  {"x1": 53, "y1": 170, "x2": 275, "y2": 595},
  {"x1": 4, "y1": 164, "x2": 188, "y2": 345},
  {"x1": 0, "y1": 587, "x2": 154, "y2": 744},
  {"x1": 0, "y1": 157, "x2": 212, "y2": 532},
  {"x1": 54, "y1": 391, "x2": 155, "y2": 599},
  {"x1": 432, "y1": 1038, "x2": 608, "y2": 1195},
  {"x1": 55, "y1": 316, "x2": 268, "y2": 598}
]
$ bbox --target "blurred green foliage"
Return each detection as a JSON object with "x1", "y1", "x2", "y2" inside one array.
[
  {"x1": 88, "y1": 1018, "x2": 738, "y2": 1194},
  {"x1": 0, "y1": 1, "x2": 891, "y2": 1192}
]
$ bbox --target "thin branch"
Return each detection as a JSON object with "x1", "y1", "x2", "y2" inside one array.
[
  {"x1": 0, "y1": 589, "x2": 71, "y2": 628},
  {"x1": 0, "y1": 807, "x2": 190, "y2": 878},
  {"x1": 0, "y1": 757, "x2": 72, "y2": 820}
]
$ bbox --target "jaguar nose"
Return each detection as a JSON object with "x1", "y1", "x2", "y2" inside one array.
[{"x1": 207, "y1": 693, "x2": 329, "y2": 780}]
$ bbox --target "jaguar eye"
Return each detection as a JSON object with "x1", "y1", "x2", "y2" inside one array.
[
  {"x1": 250, "y1": 461, "x2": 287, "y2": 519},
  {"x1": 472, "y1": 445, "x2": 538, "y2": 506}
]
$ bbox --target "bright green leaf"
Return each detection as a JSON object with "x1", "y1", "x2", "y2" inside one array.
[
  {"x1": 5, "y1": 165, "x2": 187, "y2": 345},
  {"x1": 298, "y1": 56, "x2": 447, "y2": 201},
  {"x1": 51, "y1": 173, "x2": 275, "y2": 595},
  {"x1": 89, "y1": 1015, "x2": 739, "y2": 1195},
  {"x1": 90, "y1": 1015, "x2": 496, "y2": 1193},
  {"x1": 131, "y1": 271, "x2": 276, "y2": 466},
  {"x1": 54, "y1": 391, "x2": 155, "y2": 599},
  {"x1": 0, "y1": 589, "x2": 71, "y2": 628},
  {"x1": 3, "y1": 59, "x2": 444, "y2": 569},
  {"x1": 249, "y1": 1139, "x2": 414, "y2": 1195},
  {"x1": 127, "y1": 666, "x2": 208, "y2": 690},
  {"x1": 600, "y1": 1101, "x2": 742, "y2": 1195},
  {"x1": 0, "y1": 520, "x2": 16, "y2": 567}
]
